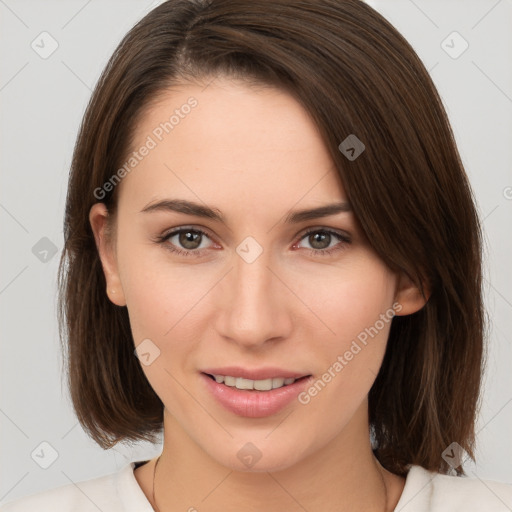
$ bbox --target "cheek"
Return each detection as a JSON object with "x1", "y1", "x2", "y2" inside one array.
[
  {"x1": 120, "y1": 261, "x2": 206, "y2": 346},
  {"x1": 117, "y1": 244, "x2": 211, "y2": 408},
  {"x1": 115, "y1": 239, "x2": 229, "y2": 396},
  {"x1": 296, "y1": 257, "x2": 396, "y2": 402},
  {"x1": 336, "y1": 273, "x2": 395, "y2": 347},
  {"x1": 299, "y1": 255, "x2": 396, "y2": 345},
  {"x1": 114, "y1": 229, "x2": 200, "y2": 344}
]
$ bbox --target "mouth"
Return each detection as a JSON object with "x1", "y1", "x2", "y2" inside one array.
[
  {"x1": 202, "y1": 372, "x2": 312, "y2": 391},
  {"x1": 200, "y1": 371, "x2": 313, "y2": 418}
]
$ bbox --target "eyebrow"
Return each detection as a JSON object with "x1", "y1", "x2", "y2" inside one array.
[{"x1": 140, "y1": 198, "x2": 351, "y2": 224}]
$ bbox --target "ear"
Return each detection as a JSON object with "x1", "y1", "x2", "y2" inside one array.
[
  {"x1": 393, "y1": 271, "x2": 429, "y2": 316},
  {"x1": 89, "y1": 203, "x2": 127, "y2": 306}
]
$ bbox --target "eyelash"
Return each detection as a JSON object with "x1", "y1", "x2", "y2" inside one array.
[{"x1": 154, "y1": 226, "x2": 351, "y2": 258}]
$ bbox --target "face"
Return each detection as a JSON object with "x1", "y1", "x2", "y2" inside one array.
[{"x1": 90, "y1": 77, "x2": 423, "y2": 473}]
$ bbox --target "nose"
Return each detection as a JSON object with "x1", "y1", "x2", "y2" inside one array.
[{"x1": 214, "y1": 245, "x2": 294, "y2": 349}]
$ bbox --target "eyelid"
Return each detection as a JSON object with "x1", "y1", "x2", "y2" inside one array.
[
  {"x1": 159, "y1": 224, "x2": 218, "y2": 241},
  {"x1": 297, "y1": 226, "x2": 351, "y2": 243}
]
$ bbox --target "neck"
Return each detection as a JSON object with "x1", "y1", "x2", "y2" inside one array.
[{"x1": 147, "y1": 404, "x2": 403, "y2": 512}]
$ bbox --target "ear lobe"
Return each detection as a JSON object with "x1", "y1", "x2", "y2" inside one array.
[
  {"x1": 89, "y1": 203, "x2": 126, "y2": 307},
  {"x1": 394, "y1": 271, "x2": 429, "y2": 316}
]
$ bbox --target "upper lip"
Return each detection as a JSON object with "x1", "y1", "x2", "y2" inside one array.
[{"x1": 201, "y1": 366, "x2": 311, "y2": 381}]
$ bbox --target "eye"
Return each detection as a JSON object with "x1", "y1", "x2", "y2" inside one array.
[
  {"x1": 294, "y1": 228, "x2": 351, "y2": 257},
  {"x1": 155, "y1": 227, "x2": 216, "y2": 257},
  {"x1": 154, "y1": 226, "x2": 351, "y2": 258}
]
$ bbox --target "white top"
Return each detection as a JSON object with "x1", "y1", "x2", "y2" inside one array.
[{"x1": 1, "y1": 461, "x2": 511, "y2": 511}]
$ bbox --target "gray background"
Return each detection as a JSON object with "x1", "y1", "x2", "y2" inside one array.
[{"x1": 1, "y1": 0, "x2": 511, "y2": 505}]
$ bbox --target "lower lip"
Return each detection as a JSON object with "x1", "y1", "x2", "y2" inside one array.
[{"x1": 200, "y1": 373, "x2": 312, "y2": 418}]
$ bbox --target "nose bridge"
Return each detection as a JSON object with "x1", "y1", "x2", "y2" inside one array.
[{"x1": 216, "y1": 241, "x2": 292, "y2": 346}]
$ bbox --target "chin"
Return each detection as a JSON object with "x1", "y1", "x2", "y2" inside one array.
[{"x1": 208, "y1": 437, "x2": 309, "y2": 474}]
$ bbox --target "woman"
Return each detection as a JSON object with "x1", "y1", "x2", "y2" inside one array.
[{"x1": 2, "y1": 0, "x2": 511, "y2": 511}]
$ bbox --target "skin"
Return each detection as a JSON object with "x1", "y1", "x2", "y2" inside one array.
[{"x1": 90, "y1": 77, "x2": 426, "y2": 511}]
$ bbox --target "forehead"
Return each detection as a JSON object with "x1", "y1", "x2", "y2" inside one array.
[{"x1": 118, "y1": 78, "x2": 346, "y2": 215}]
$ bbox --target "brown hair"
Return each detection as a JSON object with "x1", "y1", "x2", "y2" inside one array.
[{"x1": 58, "y1": 0, "x2": 485, "y2": 476}]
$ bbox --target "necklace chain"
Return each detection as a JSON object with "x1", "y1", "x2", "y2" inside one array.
[
  {"x1": 151, "y1": 454, "x2": 388, "y2": 512},
  {"x1": 152, "y1": 455, "x2": 161, "y2": 512}
]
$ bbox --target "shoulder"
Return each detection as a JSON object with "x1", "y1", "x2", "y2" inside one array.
[
  {"x1": 395, "y1": 465, "x2": 512, "y2": 511},
  {"x1": 0, "y1": 461, "x2": 153, "y2": 512}
]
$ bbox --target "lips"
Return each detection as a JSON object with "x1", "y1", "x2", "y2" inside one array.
[{"x1": 200, "y1": 367, "x2": 313, "y2": 418}]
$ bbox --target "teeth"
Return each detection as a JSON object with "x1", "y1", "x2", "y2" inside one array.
[
  {"x1": 224, "y1": 376, "x2": 236, "y2": 386},
  {"x1": 211, "y1": 374, "x2": 299, "y2": 390}
]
